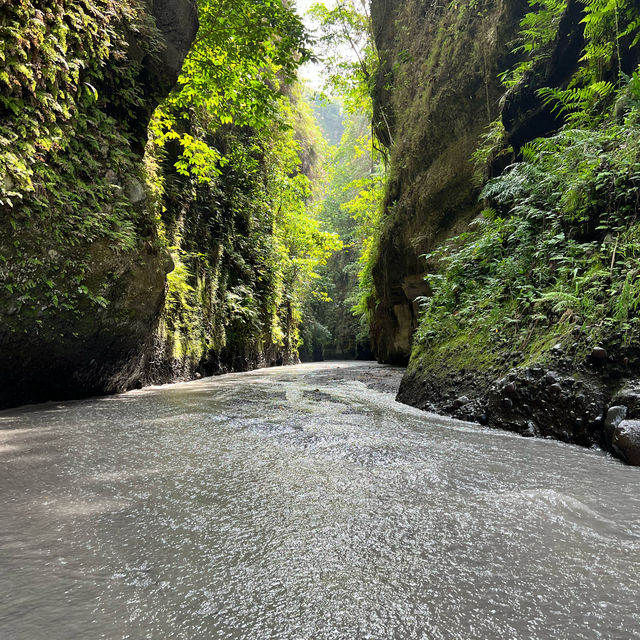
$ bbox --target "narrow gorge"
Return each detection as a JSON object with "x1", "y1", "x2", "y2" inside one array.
[
  {"x1": 3, "y1": 0, "x2": 640, "y2": 465},
  {"x1": 1, "y1": 1, "x2": 640, "y2": 636}
]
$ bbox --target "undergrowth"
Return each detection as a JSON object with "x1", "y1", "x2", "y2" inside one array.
[
  {"x1": 416, "y1": 76, "x2": 640, "y2": 368},
  {"x1": 413, "y1": 0, "x2": 640, "y2": 372},
  {"x1": 0, "y1": 0, "x2": 160, "y2": 322}
]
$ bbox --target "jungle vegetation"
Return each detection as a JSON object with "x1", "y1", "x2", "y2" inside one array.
[
  {"x1": 413, "y1": 0, "x2": 640, "y2": 372},
  {"x1": 4, "y1": 0, "x2": 637, "y2": 378}
]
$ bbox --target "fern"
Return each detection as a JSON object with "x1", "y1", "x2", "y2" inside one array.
[
  {"x1": 504, "y1": 0, "x2": 640, "y2": 123},
  {"x1": 537, "y1": 81, "x2": 615, "y2": 123}
]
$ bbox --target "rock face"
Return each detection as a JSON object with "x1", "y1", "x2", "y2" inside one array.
[
  {"x1": 151, "y1": 0, "x2": 199, "y2": 84},
  {"x1": 369, "y1": 0, "x2": 528, "y2": 364},
  {"x1": 371, "y1": 0, "x2": 640, "y2": 465},
  {"x1": 398, "y1": 356, "x2": 640, "y2": 465},
  {"x1": 0, "y1": 0, "x2": 198, "y2": 408},
  {"x1": 0, "y1": 0, "x2": 315, "y2": 409}
]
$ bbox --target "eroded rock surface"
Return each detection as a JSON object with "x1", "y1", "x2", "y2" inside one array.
[{"x1": 369, "y1": 0, "x2": 528, "y2": 364}]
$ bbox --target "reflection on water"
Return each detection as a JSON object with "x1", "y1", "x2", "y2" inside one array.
[{"x1": 1, "y1": 362, "x2": 639, "y2": 640}]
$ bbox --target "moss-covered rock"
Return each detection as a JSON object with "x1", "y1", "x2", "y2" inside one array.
[
  {"x1": 0, "y1": 0, "x2": 197, "y2": 407},
  {"x1": 369, "y1": 0, "x2": 528, "y2": 364}
]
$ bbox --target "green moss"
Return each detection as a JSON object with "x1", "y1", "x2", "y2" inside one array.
[
  {"x1": 0, "y1": 0, "x2": 161, "y2": 328},
  {"x1": 413, "y1": 323, "x2": 497, "y2": 372}
]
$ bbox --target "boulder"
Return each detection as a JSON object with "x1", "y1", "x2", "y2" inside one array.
[
  {"x1": 611, "y1": 420, "x2": 640, "y2": 466},
  {"x1": 611, "y1": 382, "x2": 640, "y2": 419},
  {"x1": 604, "y1": 405, "x2": 627, "y2": 437},
  {"x1": 452, "y1": 395, "x2": 470, "y2": 409}
]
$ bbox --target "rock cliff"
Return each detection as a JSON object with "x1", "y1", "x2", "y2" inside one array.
[
  {"x1": 0, "y1": 0, "x2": 198, "y2": 407},
  {"x1": 372, "y1": 0, "x2": 640, "y2": 464},
  {"x1": 369, "y1": 0, "x2": 528, "y2": 364}
]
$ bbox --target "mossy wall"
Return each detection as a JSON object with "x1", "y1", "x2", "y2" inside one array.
[
  {"x1": 0, "y1": 0, "x2": 199, "y2": 406},
  {"x1": 141, "y1": 122, "x2": 306, "y2": 385},
  {"x1": 369, "y1": 0, "x2": 527, "y2": 364},
  {"x1": 0, "y1": 0, "x2": 314, "y2": 407}
]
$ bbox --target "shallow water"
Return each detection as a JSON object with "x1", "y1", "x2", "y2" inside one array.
[{"x1": 1, "y1": 361, "x2": 639, "y2": 640}]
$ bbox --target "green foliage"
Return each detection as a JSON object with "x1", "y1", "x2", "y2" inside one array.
[
  {"x1": 308, "y1": 0, "x2": 377, "y2": 113},
  {"x1": 0, "y1": 0, "x2": 159, "y2": 322},
  {"x1": 1, "y1": 0, "x2": 339, "y2": 372},
  {"x1": 498, "y1": 0, "x2": 566, "y2": 87},
  {"x1": 471, "y1": 118, "x2": 514, "y2": 182},
  {"x1": 155, "y1": 78, "x2": 341, "y2": 365},
  {"x1": 304, "y1": 109, "x2": 383, "y2": 357},
  {"x1": 538, "y1": 81, "x2": 616, "y2": 124},
  {"x1": 418, "y1": 0, "x2": 640, "y2": 374},
  {"x1": 416, "y1": 76, "x2": 640, "y2": 366},
  {"x1": 299, "y1": 0, "x2": 384, "y2": 357},
  {"x1": 502, "y1": 0, "x2": 640, "y2": 124},
  {"x1": 152, "y1": 0, "x2": 311, "y2": 183},
  {"x1": 309, "y1": 95, "x2": 345, "y2": 146}
]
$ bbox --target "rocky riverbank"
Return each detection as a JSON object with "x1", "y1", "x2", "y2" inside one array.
[{"x1": 398, "y1": 350, "x2": 640, "y2": 466}]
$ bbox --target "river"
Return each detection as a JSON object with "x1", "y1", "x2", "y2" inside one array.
[{"x1": 1, "y1": 361, "x2": 639, "y2": 639}]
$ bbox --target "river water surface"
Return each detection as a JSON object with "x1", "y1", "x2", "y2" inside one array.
[{"x1": 1, "y1": 361, "x2": 639, "y2": 640}]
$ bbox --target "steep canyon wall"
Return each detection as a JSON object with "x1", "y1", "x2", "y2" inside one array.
[
  {"x1": 0, "y1": 0, "x2": 309, "y2": 408},
  {"x1": 371, "y1": 0, "x2": 640, "y2": 464},
  {"x1": 369, "y1": 0, "x2": 528, "y2": 364}
]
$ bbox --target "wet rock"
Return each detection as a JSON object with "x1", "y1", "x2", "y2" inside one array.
[
  {"x1": 611, "y1": 381, "x2": 640, "y2": 419},
  {"x1": 503, "y1": 382, "x2": 516, "y2": 395},
  {"x1": 478, "y1": 413, "x2": 488, "y2": 425},
  {"x1": 545, "y1": 371, "x2": 559, "y2": 384},
  {"x1": 2, "y1": 173, "x2": 15, "y2": 190},
  {"x1": 604, "y1": 405, "x2": 627, "y2": 434},
  {"x1": 523, "y1": 421, "x2": 539, "y2": 437},
  {"x1": 611, "y1": 420, "x2": 640, "y2": 466},
  {"x1": 548, "y1": 383, "x2": 562, "y2": 396},
  {"x1": 452, "y1": 395, "x2": 470, "y2": 409},
  {"x1": 304, "y1": 389, "x2": 334, "y2": 403},
  {"x1": 590, "y1": 347, "x2": 608, "y2": 362},
  {"x1": 502, "y1": 397, "x2": 513, "y2": 410},
  {"x1": 126, "y1": 178, "x2": 146, "y2": 204},
  {"x1": 105, "y1": 169, "x2": 119, "y2": 185}
]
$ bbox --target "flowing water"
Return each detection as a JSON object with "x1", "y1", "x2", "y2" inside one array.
[{"x1": 1, "y1": 361, "x2": 639, "y2": 640}]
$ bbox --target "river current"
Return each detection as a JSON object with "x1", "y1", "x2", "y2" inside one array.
[{"x1": 1, "y1": 361, "x2": 638, "y2": 639}]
